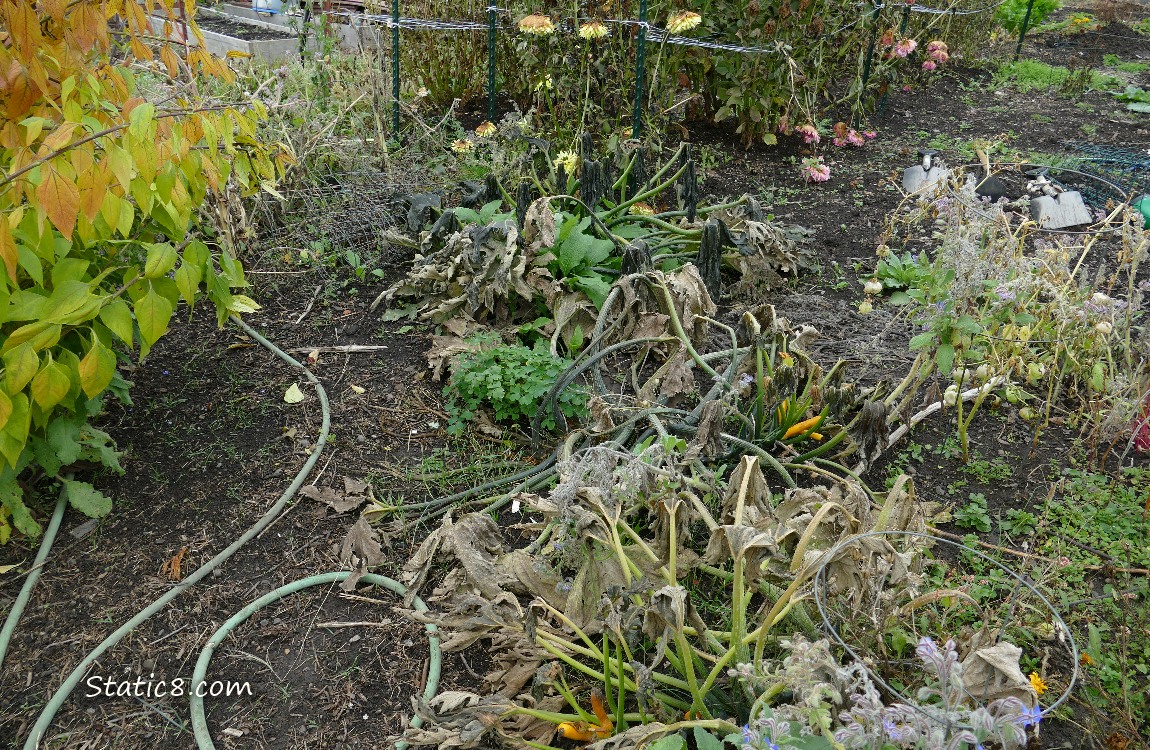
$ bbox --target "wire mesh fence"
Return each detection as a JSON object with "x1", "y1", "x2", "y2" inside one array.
[
  {"x1": 1061, "y1": 143, "x2": 1150, "y2": 203},
  {"x1": 264, "y1": 171, "x2": 409, "y2": 260},
  {"x1": 274, "y1": 0, "x2": 1022, "y2": 139}
]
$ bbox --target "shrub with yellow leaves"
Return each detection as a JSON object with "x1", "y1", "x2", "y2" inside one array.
[{"x1": 0, "y1": 0, "x2": 290, "y2": 542}]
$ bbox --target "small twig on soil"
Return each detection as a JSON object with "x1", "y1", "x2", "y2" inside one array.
[
  {"x1": 0, "y1": 559, "x2": 48, "y2": 588},
  {"x1": 926, "y1": 526, "x2": 1150, "y2": 577},
  {"x1": 458, "y1": 651, "x2": 483, "y2": 680},
  {"x1": 411, "y1": 390, "x2": 448, "y2": 418},
  {"x1": 418, "y1": 656, "x2": 430, "y2": 694},
  {"x1": 147, "y1": 623, "x2": 192, "y2": 647},
  {"x1": 315, "y1": 620, "x2": 394, "y2": 628},
  {"x1": 1055, "y1": 531, "x2": 1120, "y2": 563},
  {"x1": 295, "y1": 284, "x2": 323, "y2": 325},
  {"x1": 287, "y1": 345, "x2": 390, "y2": 354},
  {"x1": 381, "y1": 429, "x2": 440, "y2": 440},
  {"x1": 338, "y1": 593, "x2": 396, "y2": 607},
  {"x1": 227, "y1": 648, "x2": 282, "y2": 681}
]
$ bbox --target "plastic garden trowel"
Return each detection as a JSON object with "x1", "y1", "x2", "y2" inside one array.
[
  {"x1": 1027, "y1": 171, "x2": 1092, "y2": 230},
  {"x1": 902, "y1": 148, "x2": 949, "y2": 195}
]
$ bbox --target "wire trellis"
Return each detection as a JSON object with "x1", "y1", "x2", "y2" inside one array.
[
  {"x1": 1061, "y1": 143, "x2": 1150, "y2": 203},
  {"x1": 266, "y1": 171, "x2": 409, "y2": 258},
  {"x1": 311, "y1": 0, "x2": 1018, "y2": 135},
  {"x1": 813, "y1": 530, "x2": 1079, "y2": 731}
]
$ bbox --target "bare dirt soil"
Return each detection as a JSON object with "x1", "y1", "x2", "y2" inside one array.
[{"x1": 197, "y1": 12, "x2": 297, "y2": 41}]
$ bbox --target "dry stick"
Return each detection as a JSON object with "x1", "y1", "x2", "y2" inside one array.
[
  {"x1": 286, "y1": 345, "x2": 390, "y2": 354},
  {"x1": 926, "y1": 526, "x2": 1150, "y2": 577},
  {"x1": 398, "y1": 97, "x2": 459, "y2": 140},
  {"x1": 0, "y1": 559, "x2": 48, "y2": 588},
  {"x1": 146, "y1": 622, "x2": 192, "y2": 646},
  {"x1": 315, "y1": 621, "x2": 394, "y2": 628},
  {"x1": 338, "y1": 593, "x2": 395, "y2": 607},
  {"x1": 294, "y1": 284, "x2": 323, "y2": 325},
  {"x1": 854, "y1": 376, "x2": 1007, "y2": 474},
  {"x1": 133, "y1": 696, "x2": 185, "y2": 732}
]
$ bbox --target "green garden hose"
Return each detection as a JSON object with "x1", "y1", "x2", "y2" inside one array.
[
  {"x1": 21, "y1": 315, "x2": 331, "y2": 749},
  {"x1": 0, "y1": 485, "x2": 68, "y2": 671},
  {"x1": 190, "y1": 572, "x2": 440, "y2": 750}
]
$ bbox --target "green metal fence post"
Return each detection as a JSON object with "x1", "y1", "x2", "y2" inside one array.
[
  {"x1": 1014, "y1": 0, "x2": 1037, "y2": 60},
  {"x1": 298, "y1": 0, "x2": 312, "y2": 59},
  {"x1": 876, "y1": 4, "x2": 911, "y2": 117},
  {"x1": 487, "y1": 6, "x2": 497, "y2": 123},
  {"x1": 391, "y1": 0, "x2": 400, "y2": 136},
  {"x1": 631, "y1": 0, "x2": 648, "y2": 140},
  {"x1": 854, "y1": 0, "x2": 882, "y2": 126},
  {"x1": 859, "y1": 1, "x2": 882, "y2": 95}
]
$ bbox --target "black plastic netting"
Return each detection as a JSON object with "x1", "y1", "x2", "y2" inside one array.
[{"x1": 1060, "y1": 142, "x2": 1150, "y2": 204}]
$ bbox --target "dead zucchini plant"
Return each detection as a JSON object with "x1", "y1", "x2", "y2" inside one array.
[
  {"x1": 372, "y1": 140, "x2": 813, "y2": 370},
  {"x1": 392, "y1": 451, "x2": 930, "y2": 749}
]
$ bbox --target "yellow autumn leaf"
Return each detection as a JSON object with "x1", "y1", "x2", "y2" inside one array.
[
  {"x1": 41, "y1": 121, "x2": 79, "y2": 152},
  {"x1": 30, "y1": 357, "x2": 72, "y2": 411},
  {"x1": 36, "y1": 162, "x2": 81, "y2": 240},
  {"x1": 78, "y1": 164, "x2": 108, "y2": 222},
  {"x1": 0, "y1": 390, "x2": 12, "y2": 431},
  {"x1": 284, "y1": 384, "x2": 306, "y2": 404},
  {"x1": 0, "y1": 217, "x2": 18, "y2": 282},
  {"x1": 40, "y1": 0, "x2": 67, "y2": 23},
  {"x1": 228, "y1": 295, "x2": 261, "y2": 314},
  {"x1": 78, "y1": 338, "x2": 116, "y2": 398},
  {"x1": 160, "y1": 44, "x2": 181, "y2": 78}
]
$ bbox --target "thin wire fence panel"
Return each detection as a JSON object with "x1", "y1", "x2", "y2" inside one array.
[
  {"x1": 1061, "y1": 143, "x2": 1150, "y2": 202},
  {"x1": 268, "y1": 172, "x2": 410, "y2": 260}
]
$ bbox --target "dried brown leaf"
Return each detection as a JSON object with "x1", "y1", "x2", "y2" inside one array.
[
  {"x1": 657, "y1": 349, "x2": 696, "y2": 401},
  {"x1": 401, "y1": 514, "x2": 516, "y2": 607},
  {"x1": 472, "y1": 410, "x2": 504, "y2": 437},
  {"x1": 702, "y1": 524, "x2": 779, "y2": 572},
  {"x1": 498, "y1": 549, "x2": 565, "y2": 608},
  {"x1": 301, "y1": 482, "x2": 368, "y2": 514},
  {"x1": 402, "y1": 690, "x2": 514, "y2": 749},
  {"x1": 960, "y1": 642, "x2": 1039, "y2": 707},
  {"x1": 426, "y1": 333, "x2": 482, "y2": 381},
  {"x1": 665, "y1": 264, "x2": 717, "y2": 345},
  {"x1": 406, "y1": 591, "x2": 525, "y2": 651},
  {"x1": 720, "y1": 455, "x2": 773, "y2": 525},
  {"x1": 339, "y1": 517, "x2": 385, "y2": 591},
  {"x1": 630, "y1": 312, "x2": 671, "y2": 340},
  {"x1": 523, "y1": 197, "x2": 557, "y2": 251},
  {"x1": 587, "y1": 395, "x2": 616, "y2": 433}
]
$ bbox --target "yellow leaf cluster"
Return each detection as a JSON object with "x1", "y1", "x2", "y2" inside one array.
[{"x1": 0, "y1": 0, "x2": 291, "y2": 539}]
